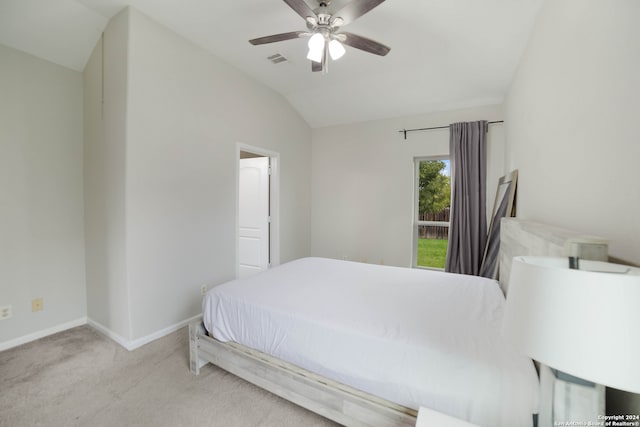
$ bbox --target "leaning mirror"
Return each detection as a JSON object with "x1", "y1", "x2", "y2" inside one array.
[{"x1": 479, "y1": 170, "x2": 518, "y2": 279}]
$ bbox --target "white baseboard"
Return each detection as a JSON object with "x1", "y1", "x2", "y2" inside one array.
[
  {"x1": 126, "y1": 314, "x2": 202, "y2": 350},
  {"x1": 86, "y1": 318, "x2": 131, "y2": 350},
  {"x1": 88, "y1": 314, "x2": 202, "y2": 351},
  {"x1": 0, "y1": 315, "x2": 202, "y2": 353},
  {"x1": 0, "y1": 317, "x2": 88, "y2": 352}
]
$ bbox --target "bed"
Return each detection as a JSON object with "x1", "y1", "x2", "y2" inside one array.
[{"x1": 189, "y1": 219, "x2": 607, "y2": 426}]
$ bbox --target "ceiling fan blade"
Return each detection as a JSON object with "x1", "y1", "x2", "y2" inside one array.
[
  {"x1": 340, "y1": 32, "x2": 390, "y2": 56},
  {"x1": 283, "y1": 0, "x2": 317, "y2": 21},
  {"x1": 332, "y1": 0, "x2": 386, "y2": 26},
  {"x1": 312, "y1": 60, "x2": 322, "y2": 72},
  {"x1": 249, "y1": 31, "x2": 309, "y2": 45}
]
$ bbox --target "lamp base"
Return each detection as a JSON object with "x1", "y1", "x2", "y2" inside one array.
[{"x1": 539, "y1": 364, "x2": 605, "y2": 427}]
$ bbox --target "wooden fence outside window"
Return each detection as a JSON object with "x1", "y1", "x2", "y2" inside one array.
[{"x1": 418, "y1": 208, "x2": 450, "y2": 240}]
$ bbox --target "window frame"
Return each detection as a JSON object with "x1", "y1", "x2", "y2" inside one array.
[{"x1": 412, "y1": 156, "x2": 451, "y2": 270}]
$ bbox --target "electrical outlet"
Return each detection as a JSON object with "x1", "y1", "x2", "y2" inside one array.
[
  {"x1": 200, "y1": 285, "x2": 207, "y2": 296},
  {"x1": 32, "y1": 298, "x2": 43, "y2": 312},
  {"x1": 0, "y1": 305, "x2": 11, "y2": 320}
]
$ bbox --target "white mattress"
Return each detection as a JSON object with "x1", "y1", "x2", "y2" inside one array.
[{"x1": 202, "y1": 257, "x2": 539, "y2": 426}]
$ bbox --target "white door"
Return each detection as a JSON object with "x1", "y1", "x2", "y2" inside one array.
[{"x1": 239, "y1": 157, "x2": 270, "y2": 278}]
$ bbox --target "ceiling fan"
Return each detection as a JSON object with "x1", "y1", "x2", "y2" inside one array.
[{"x1": 249, "y1": 0, "x2": 390, "y2": 73}]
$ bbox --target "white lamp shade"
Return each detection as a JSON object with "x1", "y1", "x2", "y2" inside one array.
[
  {"x1": 306, "y1": 33, "x2": 325, "y2": 63},
  {"x1": 328, "y1": 39, "x2": 345, "y2": 60},
  {"x1": 502, "y1": 256, "x2": 640, "y2": 394}
]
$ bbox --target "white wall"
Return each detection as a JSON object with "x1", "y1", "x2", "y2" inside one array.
[
  {"x1": 84, "y1": 7, "x2": 312, "y2": 344},
  {"x1": 505, "y1": 0, "x2": 640, "y2": 266},
  {"x1": 84, "y1": 10, "x2": 131, "y2": 341},
  {"x1": 125, "y1": 8, "x2": 311, "y2": 340},
  {"x1": 0, "y1": 44, "x2": 86, "y2": 346},
  {"x1": 311, "y1": 105, "x2": 505, "y2": 267},
  {"x1": 505, "y1": 0, "x2": 640, "y2": 412}
]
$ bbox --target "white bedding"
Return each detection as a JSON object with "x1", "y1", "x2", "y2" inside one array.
[{"x1": 202, "y1": 257, "x2": 539, "y2": 426}]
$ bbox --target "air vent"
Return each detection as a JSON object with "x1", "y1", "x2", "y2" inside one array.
[{"x1": 267, "y1": 54, "x2": 288, "y2": 64}]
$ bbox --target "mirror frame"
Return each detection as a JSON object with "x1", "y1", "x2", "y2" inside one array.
[{"x1": 479, "y1": 169, "x2": 518, "y2": 279}]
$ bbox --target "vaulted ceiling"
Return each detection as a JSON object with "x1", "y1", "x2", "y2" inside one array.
[{"x1": 0, "y1": 0, "x2": 542, "y2": 127}]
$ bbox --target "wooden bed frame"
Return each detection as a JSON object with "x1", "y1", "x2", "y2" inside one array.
[
  {"x1": 189, "y1": 321, "x2": 416, "y2": 426},
  {"x1": 189, "y1": 218, "x2": 608, "y2": 427}
]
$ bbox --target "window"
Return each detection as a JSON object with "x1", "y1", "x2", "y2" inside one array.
[{"x1": 413, "y1": 158, "x2": 451, "y2": 269}]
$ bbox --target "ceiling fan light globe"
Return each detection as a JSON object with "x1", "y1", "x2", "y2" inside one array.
[
  {"x1": 329, "y1": 39, "x2": 346, "y2": 60},
  {"x1": 307, "y1": 32, "x2": 325, "y2": 50},
  {"x1": 307, "y1": 47, "x2": 323, "y2": 63}
]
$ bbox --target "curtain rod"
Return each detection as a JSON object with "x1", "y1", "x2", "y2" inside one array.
[{"x1": 398, "y1": 120, "x2": 504, "y2": 140}]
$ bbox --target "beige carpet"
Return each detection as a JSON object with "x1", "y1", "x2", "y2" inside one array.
[{"x1": 0, "y1": 325, "x2": 339, "y2": 427}]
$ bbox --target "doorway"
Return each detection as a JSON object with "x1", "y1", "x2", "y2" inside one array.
[{"x1": 237, "y1": 145, "x2": 280, "y2": 278}]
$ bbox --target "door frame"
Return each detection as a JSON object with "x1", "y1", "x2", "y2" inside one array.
[{"x1": 235, "y1": 143, "x2": 280, "y2": 279}]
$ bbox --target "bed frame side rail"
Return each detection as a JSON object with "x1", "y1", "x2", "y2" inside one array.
[{"x1": 189, "y1": 321, "x2": 416, "y2": 427}]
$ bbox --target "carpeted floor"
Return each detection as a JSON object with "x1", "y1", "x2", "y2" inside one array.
[{"x1": 0, "y1": 325, "x2": 339, "y2": 427}]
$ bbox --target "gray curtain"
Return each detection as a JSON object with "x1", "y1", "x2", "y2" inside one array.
[{"x1": 445, "y1": 121, "x2": 488, "y2": 275}]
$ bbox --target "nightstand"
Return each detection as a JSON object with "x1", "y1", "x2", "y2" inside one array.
[{"x1": 415, "y1": 407, "x2": 480, "y2": 427}]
